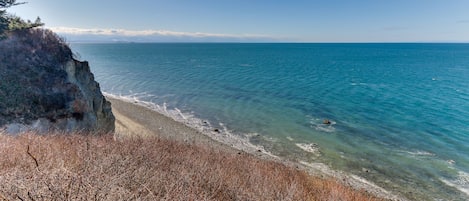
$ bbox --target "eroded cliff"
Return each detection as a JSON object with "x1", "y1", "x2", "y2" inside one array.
[{"x1": 0, "y1": 29, "x2": 114, "y2": 133}]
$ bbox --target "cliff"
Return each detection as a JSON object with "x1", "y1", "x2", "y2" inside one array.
[{"x1": 0, "y1": 28, "x2": 114, "y2": 134}]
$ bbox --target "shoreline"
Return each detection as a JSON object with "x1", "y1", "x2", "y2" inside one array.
[{"x1": 107, "y1": 95, "x2": 406, "y2": 201}]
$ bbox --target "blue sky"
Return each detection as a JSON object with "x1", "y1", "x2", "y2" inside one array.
[{"x1": 7, "y1": 0, "x2": 469, "y2": 42}]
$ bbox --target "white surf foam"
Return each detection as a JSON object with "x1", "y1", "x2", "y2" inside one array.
[
  {"x1": 441, "y1": 171, "x2": 469, "y2": 197},
  {"x1": 350, "y1": 82, "x2": 368, "y2": 86},
  {"x1": 105, "y1": 92, "x2": 277, "y2": 158},
  {"x1": 104, "y1": 92, "x2": 411, "y2": 200},
  {"x1": 406, "y1": 150, "x2": 436, "y2": 157},
  {"x1": 310, "y1": 118, "x2": 336, "y2": 133},
  {"x1": 299, "y1": 161, "x2": 404, "y2": 200},
  {"x1": 295, "y1": 143, "x2": 320, "y2": 154}
]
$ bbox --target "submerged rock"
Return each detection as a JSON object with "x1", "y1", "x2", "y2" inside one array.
[{"x1": 0, "y1": 29, "x2": 114, "y2": 134}]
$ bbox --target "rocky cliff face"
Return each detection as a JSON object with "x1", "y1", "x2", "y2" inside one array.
[{"x1": 0, "y1": 29, "x2": 114, "y2": 134}]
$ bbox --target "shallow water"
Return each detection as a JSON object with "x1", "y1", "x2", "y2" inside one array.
[{"x1": 72, "y1": 43, "x2": 469, "y2": 200}]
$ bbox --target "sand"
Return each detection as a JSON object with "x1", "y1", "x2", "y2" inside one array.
[
  {"x1": 108, "y1": 96, "x2": 407, "y2": 201},
  {"x1": 110, "y1": 97, "x2": 255, "y2": 155}
]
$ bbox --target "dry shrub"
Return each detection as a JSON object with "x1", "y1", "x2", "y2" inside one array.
[
  {"x1": 0, "y1": 28, "x2": 83, "y2": 127},
  {"x1": 0, "y1": 133, "x2": 384, "y2": 201},
  {"x1": 0, "y1": 28, "x2": 72, "y2": 67}
]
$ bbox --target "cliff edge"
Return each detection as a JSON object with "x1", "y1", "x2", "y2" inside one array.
[{"x1": 0, "y1": 29, "x2": 114, "y2": 134}]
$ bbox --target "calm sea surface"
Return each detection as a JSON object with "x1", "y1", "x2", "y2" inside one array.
[{"x1": 72, "y1": 43, "x2": 469, "y2": 200}]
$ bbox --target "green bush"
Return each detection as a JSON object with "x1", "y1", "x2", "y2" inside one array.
[{"x1": 0, "y1": 0, "x2": 43, "y2": 39}]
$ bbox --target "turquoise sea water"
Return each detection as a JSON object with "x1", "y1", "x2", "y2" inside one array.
[{"x1": 72, "y1": 43, "x2": 469, "y2": 200}]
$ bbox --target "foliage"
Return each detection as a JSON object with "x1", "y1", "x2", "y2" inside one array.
[
  {"x1": 0, "y1": 10, "x2": 8, "y2": 37},
  {"x1": 0, "y1": 0, "x2": 42, "y2": 39},
  {"x1": 0, "y1": 0, "x2": 18, "y2": 37},
  {"x1": 7, "y1": 15, "x2": 43, "y2": 31},
  {"x1": 0, "y1": 0, "x2": 24, "y2": 8},
  {"x1": 0, "y1": 28, "x2": 73, "y2": 125}
]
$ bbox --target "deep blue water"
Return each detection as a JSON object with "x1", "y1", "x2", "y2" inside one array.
[{"x1": 72, "y1": 43, "x2": 469, "y2": 200}]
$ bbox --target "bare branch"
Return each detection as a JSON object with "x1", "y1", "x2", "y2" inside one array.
[{"x1": 26, "y1": 145, "x2": 39, "y2": 168}]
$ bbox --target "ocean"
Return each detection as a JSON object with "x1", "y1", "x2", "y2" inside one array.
[{"x1": 71, "y1": 43, "x2": 469, "y2": 200}]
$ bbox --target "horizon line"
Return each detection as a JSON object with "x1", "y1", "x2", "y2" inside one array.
[{"x1": 69, "y1": 41, "x2": 469, "y2": 44}]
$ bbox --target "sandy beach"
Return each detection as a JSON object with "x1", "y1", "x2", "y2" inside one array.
[
  {"x1": 110, "y1": 96, "x2": 247, "y2": 155},
  {"x1": 107, "y1": 96, "x2": 406, "y2": 201}
]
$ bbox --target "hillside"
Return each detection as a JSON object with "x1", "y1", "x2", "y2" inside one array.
[
  {"x1": 0, "y1": 28, "x2": 114, "y2": 133},
  {"x1": 0, "y1": 133, "x2": 384, "y2": 201}
]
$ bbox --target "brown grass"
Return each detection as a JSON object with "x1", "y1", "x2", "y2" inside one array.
[{"x1": 0, "y1": 133, "x2": 385, "y2": 201}]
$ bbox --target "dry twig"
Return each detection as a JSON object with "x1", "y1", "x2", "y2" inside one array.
[{"x1": 26, "y1": 145, "x2": 39, "y2": 168}]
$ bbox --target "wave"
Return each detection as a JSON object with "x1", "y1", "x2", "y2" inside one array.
[
  {"x1": 441, "y1": 171, "x2": 469, "y2": 197},
  {"x1": 295, "y1": 143, "x2": 320, "y2": 154},
  {"x1": 350, "y1": 82, "x2": 368, "y2": 86},
  {"x1": 310, "y1": 117, "x2": 336, "y2": 133},
  {"x1": 239, "y1": 63, "x2": 254, "y2": 67},
  {"x1": 104, "y1": 92, "x2": 401, "y2": 197},
  {"x1": 396, "y1": 149, "x2": 469, "y2": 197},
  {"x1": 103, "y1": 92, "x2": 277, "y2": 157},
  {"x1": 404, "y1": 150, "x2": 436, "y2": 157}
]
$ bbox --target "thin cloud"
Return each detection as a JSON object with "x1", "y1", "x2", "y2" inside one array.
[
  {"x1": 382, "y1": 26, "x2": 409, "y2": 31},
  {"x1": 49, "y1": 27, "x2": 273, "y2": 40}
]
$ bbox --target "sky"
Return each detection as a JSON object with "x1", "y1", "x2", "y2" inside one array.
[{"x1": 6, "y1": 0, "x2": 469, "y2": 42}]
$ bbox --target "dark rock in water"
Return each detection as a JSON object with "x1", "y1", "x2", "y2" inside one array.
[
  {"x1": 323, "y1": 119, "x2": 331, "y2": 125},
  {"x1": 0, "y1": 29, "x2": 115, "y2": 134},
  {"x1": 213, "y1": 128, "x2": 220, "y2": 133}
]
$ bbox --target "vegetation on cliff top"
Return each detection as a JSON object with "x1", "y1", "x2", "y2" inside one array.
[
  {"x1": 0, "y1": 27, "x2": 76, "y2": 127},
  {"x1": 1, "y1": 0, "x2": 43, "y2": 38},
  {"x1": 0, "y1": 0, "x2": 73, "y2": 126},
  {"x1": 0, "y1": 0, "x2": 115, "y2": 132}
]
